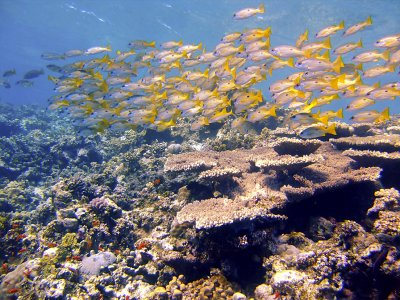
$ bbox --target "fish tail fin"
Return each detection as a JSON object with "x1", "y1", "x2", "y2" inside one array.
[
  {"x1": 197, "y1": 42, "x2": 203, "y2": 50},
  {"x1": 149, "y1": 41, "x2": 156, "y2": 48},
  {"x1": 203, "y1": 68, "x2": 209, "y2": 78},
  {"x1": 355, "y1": 74, "x2": 363, "y2": 86},
  {"x1": 319, "y1": 116, "x2": 329, "y2": 125},
  {"x1": 355, "y1": 63, "x2": 363, "y2": 71},
  {"x1": 287, "y1": 57, "x2": 295, "y2": 67},
  {"x1": 268, "y1": 67, "x2": 273, "y2": 76},
  {"x1": 303, "y1": 49, "x2": 312, "y2": 58},
  {"x1": 330, "y1": 78, "x2": 339, "y2": 90},
  {"x1": 256, "y1": 89, "x2": 263, "y2": 101},
  {"x1": 231, "y1": 67, "x2": 237, "y2": 80},
  {"x1": 269, "y1": 105, "x2": 277, "y2": 117},
  {"x1": 297, "y1": 90, "x2": 306, "y2": 99},
  {"x1": 304, "y1": 29, "x2": 309, "y2": 41},
  {"x1": 48, "y1": 75, "x2": 59, "y2": 83},
  {"x1": 381, "y1": 107, "x2": 390, "y2": 121},
  {"x1": 325, "y1": 124, "x2": 337, "y2": 135},
  {"x1": 332, "y1": 56, "x2": 344, "y2": 73},
  {"x1": 259, "y1": 3, "x2": 265, "y2": 13},
  {"x1": 181, "y1": 50, "x2": 189, "y2": 59},
  {"x1": 323, "y1": 37, "x2": 332, "y2": 49},
  {"x1": 238, "y1": 44, "x2": 245, "y2": 52},
  {"x1": 388, "y1": 64, "x2": 396, "y2": 72},
  {"x1": 357, "y1": 39, "x2": 363, "y2": 48},
  {"x1": 337, "y1": 108, "x2": 344, "y2": 119},
  {"x1": 264, "y1": 26, "x2": 272, "y2": 38},
  {"x1": 366, "y1": 16, "x2": 373, "y2": 25},
  {"x1": 160, "y1": 91, "x2": 168, "y2": 100},
  {"x1": 178, "y1": 39, "x2": 183, "y2": 46},
  {"x1": 338, "y1": 20, "x2": 345, "y2": 29},
  {"x1": 382, "y1": 50, "x2": 390, "y2": 61},
  {"x1": 321, "y1": 50, "x2": 331, "y2": 61}
]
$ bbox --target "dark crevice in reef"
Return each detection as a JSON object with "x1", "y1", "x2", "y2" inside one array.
[
  {"x1": 339, "y1": 253, "x2": 400, "y2": 300},
  {"x1": 175, "y1": 225, "x2": 273, "y2": 291},
  {"x1": 380, "y1": 166, "x2": 400, "y2": 190},
  {"x1": 282, "y1": 182, "x2": 377, "y2": 235}
]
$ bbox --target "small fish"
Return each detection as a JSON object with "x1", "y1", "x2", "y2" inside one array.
[
  {"x1": 346, "y1": 97, "x2": 375, "y2": 111},
  {"x1": 352, "y1": 50, "x2": 390, "y2": 63},
  {"x1": 128, "y1": 40, "x2": 156, "y2": 49},
  {"x1": 296, "y1": 29, "x2": 309, "y2": 48},
  {"x1": 295, "y1": 56, "x2": 344, "y2": 73},
  {"x1": 240, "y1": 27, "x2": 271, "y2": 43},
  {"x1": 363, "y1": 64, "x2": 396, "y2": 78},
  {"x1": 24, "y1": 69, "x2": 44, "y2": 79},
  {"x1": 315, "y1": 21, "x2": 345, "y2": 38},
  {"x1": 46, "y1": 64, "x2": 63, "y2": 73},
  {"x1": 177, "y1": 43, "x2": 202, "y2": 53},
  {"x1": 190, "y1": 116, "x2": 209, "y2": 130},
  {"x1": 301, "y1": 37, "x2": 331, "y2": 52},
  {"x1": 16, "y1": 79, "x2": 34, "y2": 87},
  {"x1": 289, "y1": 112, "x2": 328, "y2": 128},
  {"x1": 343, "y1": 16, "x2": 372, "y2": 36},
  {"x1": 299, "y1": 124, "x2": 336, "y2": 139},
  {"x1": 350, "y1": 107, "x2": 390, "y2": 123},
  {"x1": 3, "y1": 69, "x2": 16, "y2": 77},
  {"x1": 233, "y1": 4, "x2": 265, "y2": 20},
  {"x1": 247, "y1": 105, "x2": 277, "y2": 123},
  {"x1": 375, "y1": 34, "x2": 400, "y2": 48},
  {"x1": 319, "y1": 108, "x2": 344, "y2": 120},
  {"x1": 334, "y1": 39, "x2": 362, "y2": 55},
  {"x1": 161, "y1": 40, "x2": 183, "y2": 49},
  {"x1": 366, "y1": 87, "x2": 400, "y2": 100},
  {"x1": 41, "y1": 52, "x2": 65, "y2": 60},
  {"x1": 221, "y1": 32, "x2": 242, "y2": 43},
  {"x1": 64, "y1": 49, "x2": 84, "y2": 57},
  {"x1": 208, "y1": 108, "x2": 233, "y2": 123},
  {"x1": 270, "y1": 45, "x2": 309, "y2": 58},
  {"x1": 214, "y1": 44, "x2": 244, "y2": 57},
  {"x1": 84, "y1": 45, "x2": 111, "y2": 55}
]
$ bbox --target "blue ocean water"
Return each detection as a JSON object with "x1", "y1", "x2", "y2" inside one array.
[{"x1": 0, "y1": 0, "x2": 399, "y2": 116}]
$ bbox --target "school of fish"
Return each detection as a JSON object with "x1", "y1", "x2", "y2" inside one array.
[{"x1": 44, "y1": 4, "x2": 400, "y2": 138}]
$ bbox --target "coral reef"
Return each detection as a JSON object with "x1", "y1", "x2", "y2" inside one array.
[{"x1": 0, "y1": 104, "x2": 399, "y2": 299}]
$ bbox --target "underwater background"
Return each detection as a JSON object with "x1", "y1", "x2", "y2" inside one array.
[
  {"x1": 1, "y1": 1, "x2": 399, "y2": 111},
  {"x1": 0, "y1": 1, "x2": 400, "y2": 299}
]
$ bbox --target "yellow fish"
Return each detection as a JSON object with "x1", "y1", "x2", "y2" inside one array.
[
  {"x1": 247, "y1": 105, "x2": 277, "y2": 123},
  {"x1": 296, "y1": 29, "x2": 309, "y2": 48},
  {"x1": 299, "y1": 124, "x2": 336, "y2": 139},
  {"x1": 315, "y1": 21, "x2": 345, "y2": 38},
  {"x1": 375, "y1": 34, "x2": 400, "y2": 48},
  {"x1": 363, "y1": 64, "x2": 396, "y2": 78},
  {"x1": 346, "y1": 97, "x2": 375, "y2": 111},
  {"x1": 334, "y1": 39, "x2": 363, "y2": 55},
  {"x1": 350, "y1": 108, "x2": 390, "y2": 123},
  {"x1": 343, "y1": 16, "x2": 372, "y2": 36},
  {"x1": 233, "y1": 4, "x2": 265, "y2": 20}
]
